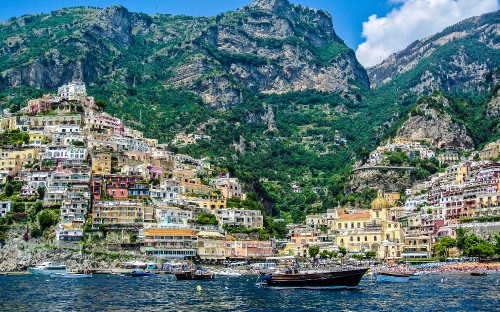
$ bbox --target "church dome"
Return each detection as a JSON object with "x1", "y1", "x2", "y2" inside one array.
[{"x1": 371, "y1": 197, "x2": 389, "y2": 209}]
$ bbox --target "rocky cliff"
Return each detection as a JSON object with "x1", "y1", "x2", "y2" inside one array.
[
  {"x1": 367, "y1": 11, "x2": 500, "y2": 92},
  {"x1": 396, "y1": 94, "x2": 474, "y2": 150},
  {"x1": 0, "y1": 0, "x2": 368, "y2": 109}
]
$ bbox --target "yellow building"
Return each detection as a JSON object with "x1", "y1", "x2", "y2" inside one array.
[
  {"x1": 182, "y1": 196, "x2": 227, "y2": 210},
  {"x1": 143, "y1": 228, "x2": 197, "y2": 259},
  {"x1": 29, "y1": 131, "x2": 47, "y2": 146},
  {"x1": 91, "y1": 151, "x2": 112, "y2": 174},
  {"x1": 377, "y1": 189, "x2": 400, "y2": 207},
  {"x1": 0, "y1": 116, "x2": 18, "y2": 131},
  {"x1": 196, "y1": 232, "x2": 230, "y2": 261},
  {"x1": 333, "y1": 196, "x2": 404, "y2": 260},
  {"x1": 403, "y1": 236, "x2": 432, "y2": 258},
  {"x1": 0, "y1": 148, "x2": 39, "y2": 175},
  {"x1": 91, "y1": 200, "x2": 154, "y2": 228}
]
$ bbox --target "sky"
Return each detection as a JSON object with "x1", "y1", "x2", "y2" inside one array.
[{"x1": 1, "y1": 0, "x2": 498, "y2": 67}]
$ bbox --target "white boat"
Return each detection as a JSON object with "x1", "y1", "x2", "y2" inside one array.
[
  {"x1": 28, "y1": 262, "x2": 67, "y2": 274},
  {"x1": 375, "y1": 272, "x2": 410, "y2": 283},
  {"x1": 216, "y1": 269, "x2": 242, "y2": 276},
  {"x1": 50, "y1": 271, "x2": 92, "y2": 279}
]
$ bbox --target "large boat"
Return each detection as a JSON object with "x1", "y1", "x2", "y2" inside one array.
[
  {"x1": 175, "y1": 269, "x2": 215, "y2": 280},
  {"x1": 375, "y1": 272, "x2": 410, "y2": 283},
  {"x1": 28, "y1": 262, "x2": 67, "y2": 274},
  {"x1": 260, "y1": 267, "x2": 368, "y2": 289}
]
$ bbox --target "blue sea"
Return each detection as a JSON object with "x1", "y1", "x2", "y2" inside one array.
[{"x1": 1, "y1": 272, "x2": 499, "y2": 311}]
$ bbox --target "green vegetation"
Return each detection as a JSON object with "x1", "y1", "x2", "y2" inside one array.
[
  {"x1": 0, "y1": 6, "x2": 499, "y2": 225},
  {"x1": 308, "y1": 245, "x2": 320, "y2": 259},
  {"x1": 195, "y1": 212, "x2": 218, "y2": 226}
]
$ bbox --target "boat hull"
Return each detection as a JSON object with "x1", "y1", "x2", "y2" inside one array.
[
  {"x1": 29, "y1": 268, "x2": 67, "y2": 275},
  {"x1": 129, "y1": 271, "x2": 156, "y2": 277},
  {"x1": 261, "y1": 268, "x2": 368, "y2": 288},
  {"x1": 175, "y1": 271, "x2": 215, "y2": 280},
  {"x1": 375, "y1": 273, "x2": 410, "y2": 283},
  {"x1": 50, "y1": 273, "x2": 92, "y2": 279}
]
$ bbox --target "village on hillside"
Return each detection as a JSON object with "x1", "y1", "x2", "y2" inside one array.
[{"x1": 0, "y1": 82, "x2": 499, "y2": 268}]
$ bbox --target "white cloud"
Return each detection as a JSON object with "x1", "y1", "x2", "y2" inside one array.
[{"x1": 356, "y1": 0, "x2": 500, "y2": 67}]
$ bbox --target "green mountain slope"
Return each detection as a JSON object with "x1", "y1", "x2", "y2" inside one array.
[{"x1": 0, "y1": 2, "x2": 499, "y2": 220}]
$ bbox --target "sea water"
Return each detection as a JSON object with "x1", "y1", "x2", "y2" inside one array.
[{"x1": 0, "y1": 272, "x2": 499, "y2": 311}]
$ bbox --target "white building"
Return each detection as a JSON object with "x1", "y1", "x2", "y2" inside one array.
[
  {"x1": 214, "y1": 208, "x2": 263, "y2": 229},
  {"x1": 0, "y1": 201, "x2": 11, "y2": 218}
]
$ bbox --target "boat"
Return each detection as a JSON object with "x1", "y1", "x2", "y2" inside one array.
[
  {"x1": 260, "y1": 266, "x2": 368, "y2": 289},
  {"x1": 470, "y1": 271, "x2": 487, "y2": 276},
  {"x1": 128, "y1": 270, "x2": 157, "y2": 277},
  {"x1": 175, "y1": 268, "x2": 215, "y2": 280},
  {"x1": 375, "y1": 272, "x2": 410, "y2": 283},
  {"x1": 28, "y1": 262, "x2": 67, "y2": 274},
  {"x1": 216, "y1": 269, "x2": 242, "y2": 276},
  {"x1": 50, "y1": 270, "x2": 92, "y2": 279}
]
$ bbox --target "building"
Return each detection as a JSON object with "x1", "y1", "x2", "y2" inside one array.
[
  {"x1": 142, "y1": 228, "x2": 197, "y2": 259},
  {"x1": 91, "y1": 200, "x2": 154, "y2": 228},
  {"x1": 229, "y1": 240, "x2": 273, "y2": 259},
  {"x1": 0, "y1": 201, "x2": 11, "y2": 218},
  {"x1": 196, "y1": 232, "x2": 230, "y2": 261},
  {"x1": 211, "y1": 177, "x2": 243, "y2": 199},
  {"x1": 214, "y1": 208, "x2": 263, "y2": 229},
  {"x1": 332, "y1": 196, "x2": 404, "y2": 260}
]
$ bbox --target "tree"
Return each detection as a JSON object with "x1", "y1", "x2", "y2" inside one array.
[
  {"x1": 4, "y1": 183, "x2": 14, "y2": 197},
  {"x1": 308, "y1": 246, "x2": 320, "y2": 260},
  {"x1": 95, "y1": 99, "x2": 108, "y2": 111},
  {"x1": 338, "y1": 247, "x2": 347, "y2": 263},
  {"x1": 196, "y1": 212, "x2": 218, "y2": 226},
  {"x1": 433, "y1": 243, "x2": 446, "y2": 258},
  {"x1": 328, "y1": 251, "x2": 338, "y2": 260},
  {"x1": 455, "y1": 227, "x2": 469, "y2": 253},
  {"x1": 37, "y1": 186, "x2": 46, "y2": 200},
  {"x1": 464, "y1": 234, "x2": 481, "y2": 254},
  {"x1": 319, "y1": 250, "x2": 330, "y2": 260},
  {"x1": 440, "y1": 237, "x2": 456, "y2": 257},
  {"x1": 365, "y1": 250, "x2": 377, "y2": 261},
  {"x1": 352, "y1": 253, "x2": 364, "y2": 262},
  {"x1": 494, "y1": 232, "x2": 500, "y2": 255},
  {"x1": 30, "y1": 226, "x2": 42, "y2": 238},
  {"x1": 38, "y1": 209, "x2": 59, "y2": 232},
  {"x1": 466, "y1": 242, "x2": 495, "y2": 257}
]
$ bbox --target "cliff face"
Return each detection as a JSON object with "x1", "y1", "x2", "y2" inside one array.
[
  {"x1": 0, "y1": 0, "x2": 368, "y2": 109},
  {"x1": 367, "y1": 11, "x2": 500, "y2": 92},
  {"x1": 396, "y1": 94, "x2": 474, "y2": 150},
  {"x1": 346, "y1": 169, "x2": 412, "y2": 194}
]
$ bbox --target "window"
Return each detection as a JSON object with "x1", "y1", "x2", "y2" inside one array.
[{"x1": 374, "y1": 236, "x2": 377, "y2": 241}]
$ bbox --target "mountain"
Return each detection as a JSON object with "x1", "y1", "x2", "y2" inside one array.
[
  {"x1": 396, "y1": 93, "x2": 474, "y2": 150},
  {"x1": 367, "y1": 10, "x2": 500, "y2": 92},
  {"x1": 0, "y1": 0, "x2": 367, "y2": 110},
  {"x1": 0, "y1": 2, "x2": 499, "y2": 218}
]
